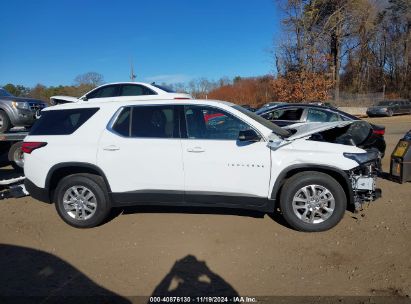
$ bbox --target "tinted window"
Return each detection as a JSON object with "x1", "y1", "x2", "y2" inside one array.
[
  {"x1": 263, "y1": 108, "x2": 303, "y2": 121},
  {"x1": 185, "y1": 106, "x2": 250, "y2": 140},
  {"x1": 87, "y1": 86, "x2": 119, "y2": 99},
  {"x1": 0, "y1": 88, "x2": 12, "y2": 97},
  {"x1": 112, "y1": 107, "x2": 131, "y2": 136},
  {"x1": 378, "y1": 101, "x2": 395, "y2": 106},
  {"x1": 307, "y1": 108, "x2": 340, "y2": 122},
  {"x1": 120, "y1": 85, "x2": 156, "y2": 96},
  {"x1": 131, "y1": 106, "x2": 178, "y2": 138},
  {"x1": 151, "y1": 84, "x2": 176, "y2": 93},
  {"x1": 30, "y1": 108, "x2": 99, "y2": 135}
]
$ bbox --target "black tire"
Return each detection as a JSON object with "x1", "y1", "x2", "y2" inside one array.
[
  {"x1": 8, "y1": 142, "x2": 24, "y2": 171},
  {"x1": 387, "y1": 110, "x2": 393, "y2": 117},
  {"x1": 54, "y1": 174, "x2": 111, "y2": 228},
  {"x1": 279, "y1": 171, "x2": 347, "y2": 232},
  {"x1": 0, "y1": 111, "x2": 11, "y2": 133}
]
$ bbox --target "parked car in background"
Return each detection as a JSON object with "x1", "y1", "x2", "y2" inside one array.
[
  {"x1": 256, "y1": 103, "x2": 386, "y2": 156},
  {"x1": 366, "y1": 100, "x2": 411, "y2": 117},
  {"x1": 23, "y1": 99, "x2": 381, "y2": 231},
  {"x1": 0, "y1": 88, "x2": 47, "y2": 133},
  {"x1": 258, "y1": 101, "x2": 287, "y2": 111},
  {"x1": 50, "y1": 82, "x2": 191, "y2": 105}
]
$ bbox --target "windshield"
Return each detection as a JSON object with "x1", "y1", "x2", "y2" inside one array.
[
  {"x1": 378, "y1": 101, "x2": 394, "y2": 106},
  {"x1": 0, "y1": 88, "x2": 13, "y2": 97},
  {"x1": 233, "y1": 105, "x2": 290, "y2": 137}
]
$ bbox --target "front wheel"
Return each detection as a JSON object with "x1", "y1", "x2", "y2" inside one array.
[
  {"x1": 279, "y1": 171, "x2": 347, "y2": 232},
  {"x1": 0, "y1": 111, "x2": 11, "y2": 133},
  {"x1": 54, "y1": 174, "x2": 111, "y2": 228}
]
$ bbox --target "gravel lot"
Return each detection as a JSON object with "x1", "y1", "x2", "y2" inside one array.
[{"x1": 0, "y1": 115, "x2": 410, "y2": 302}]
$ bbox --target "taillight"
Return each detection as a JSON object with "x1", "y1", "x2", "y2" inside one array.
[
  {"x1": 373, "y1": 129, "x2": 385, "y2": 136},
  {"x1": 21, "y1": 142, "x2": 47, "y2": 154}
]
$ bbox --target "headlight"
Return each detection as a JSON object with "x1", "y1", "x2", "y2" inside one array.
[
  {"x1": 12, "y1": 101, "x2": 29, "y2": 110},
  {"x1": 344, "y1": 150, "x2": 379, "y2": 164}
]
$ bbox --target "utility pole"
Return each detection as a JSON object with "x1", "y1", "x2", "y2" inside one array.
[{"x1": 130, "y1": 60, "x2": 136, "y2": 82}]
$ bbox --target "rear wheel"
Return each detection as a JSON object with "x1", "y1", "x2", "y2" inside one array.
[
  {"x1": 279, "y1": 171, "x2": 347, "y2": 232},
  {"x1": 387, "y1": 109, "x2": 393, "y2": 117},
  {"x1": 0, "y1": 111, "x2": 11, "y2": 133},
  {"x1": 54, "y1": 174, "x2": 111, "y2": 228}
]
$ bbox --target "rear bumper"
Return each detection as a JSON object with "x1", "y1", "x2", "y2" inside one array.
[{"x1": 24, "y1": 179, "x2": 50, "y2": 203}]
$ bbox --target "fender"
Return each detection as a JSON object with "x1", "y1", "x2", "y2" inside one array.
[
  {"x1": 45, "y1": 162, "x2": 112, "y2": 193},
  {"x1": 0, "y1": 103, "x2": 17, "y2": 125},
  {"x1": 270, "y1": 164, "x2": 354, "y2": 205}
]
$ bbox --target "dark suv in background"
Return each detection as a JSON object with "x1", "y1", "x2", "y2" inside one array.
[{"x1": 0, "y1": 88, "x2": 47, "y2": 133}]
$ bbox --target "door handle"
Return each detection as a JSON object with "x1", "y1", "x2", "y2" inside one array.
[
  {"x1": 187, "y1": 147, "x2": 205, "y2": 153},
  {"x1": 103, "y1": 145, "x2": 120, "y2": 151}
]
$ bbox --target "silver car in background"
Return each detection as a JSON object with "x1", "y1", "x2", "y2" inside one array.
[{"x1": 0, "y1": 88, "x2": 47, "y2": 133}]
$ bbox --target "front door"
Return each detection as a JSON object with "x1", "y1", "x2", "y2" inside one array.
[{"x1": 181, "y1": 105, "x2": 271, "y2": 206}]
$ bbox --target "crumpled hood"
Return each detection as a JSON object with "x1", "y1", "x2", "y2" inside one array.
[
  {"x1": 50, "y1": 96, "x2": 80, "y2": 103},
  {"x1": 283, "y1": 121, "x2": 353, "y2": 141}
]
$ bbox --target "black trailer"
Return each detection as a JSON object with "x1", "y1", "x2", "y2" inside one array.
[
  {"x1": 0, "y1": 131, "x2": 28, "y2": 170},
  {"x1": 0, "y1": 175, "x2": 27, "y2": 199}
]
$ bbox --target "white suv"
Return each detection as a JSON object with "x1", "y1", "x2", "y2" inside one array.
[{"x1": 23, "y1": 99, "x2": 381, "y2": 231}]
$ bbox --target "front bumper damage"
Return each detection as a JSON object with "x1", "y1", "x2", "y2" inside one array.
[{"x1": 347, "y1": 160, "x2": 382, "y2": 210}]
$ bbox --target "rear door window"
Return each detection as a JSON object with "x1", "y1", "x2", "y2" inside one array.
[
  {"x1": 263, "y1": 108, "x2": 303, "y2": 121},
  {"x1": 120, "y1": 85, "x2": 156, "y2": 96},
  {"x1": 111, "y1": 107, "x2": 131, "y2": 136},
  {"x1": 29, "y1": 108, "x2": 99, "y2": 135},
  {"x1": 306, "y1": 108, "x2": 341, "y2": 122},
  {"x1": 87, "y1": 85, "x2": 119, "y2": 99}
]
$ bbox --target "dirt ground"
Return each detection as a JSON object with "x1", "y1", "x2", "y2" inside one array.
[{"x1": 0, "y1": 115, "x2": 410, "y2": 301}]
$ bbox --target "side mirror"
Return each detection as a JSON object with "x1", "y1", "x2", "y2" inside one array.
[
  {"x1": 81, "y1": 96, "x2": 88, "y2": 101},
  {"x1": 238, "y1": 129, "x2": 261, "y2": 142}
]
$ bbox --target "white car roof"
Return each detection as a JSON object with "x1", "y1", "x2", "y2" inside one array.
[
  {"x1": 82, "y1": 82, "x2": 180, "y2": 97},
  {"x1": 45, "y1": 99, "x2": 235, "y2": 111}
]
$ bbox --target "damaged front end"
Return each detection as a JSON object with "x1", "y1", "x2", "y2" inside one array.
[{"x1": 344, "y1": 149, "x2": 382, "y2": 211}]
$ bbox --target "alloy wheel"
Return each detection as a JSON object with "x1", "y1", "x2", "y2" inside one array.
[
  {"x1": 62, "y1": 186, "x2": 97, "y2": 220},
  {"x1": 292, "y1": 184, "x2": 335, "y2": 224}
]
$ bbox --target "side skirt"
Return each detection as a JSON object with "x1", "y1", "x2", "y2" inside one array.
[{"x1": 111, "y1": 190, "x2": 274, "y2": 213}]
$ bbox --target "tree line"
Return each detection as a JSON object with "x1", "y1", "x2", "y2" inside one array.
[
  {"x1": 274, "y1": 0, "x2": 410, "y2": 100},
  {"x1": 2, "y1": 72, "x2": 104, "y2": 102},
  {"x1": 2, "y1": 0, "x2": 409, "y2": 107}
]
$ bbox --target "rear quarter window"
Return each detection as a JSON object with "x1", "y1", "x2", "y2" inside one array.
[{"x1": 29, "y1": 108, "x2": 99, "y2": 135}]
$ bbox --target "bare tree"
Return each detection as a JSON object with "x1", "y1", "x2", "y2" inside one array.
[{"x1": 74, "y1": 72, "x2": 104, "y2": 88}]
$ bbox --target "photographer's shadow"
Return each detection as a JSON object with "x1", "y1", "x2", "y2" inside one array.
[{"x1": 150, "y1": 255, "x2": 238, "y2": 297}]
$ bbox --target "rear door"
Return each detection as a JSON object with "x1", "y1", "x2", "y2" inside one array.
[{"x1": 97, "y1": 105, "x2": 184, "y2": 203}]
